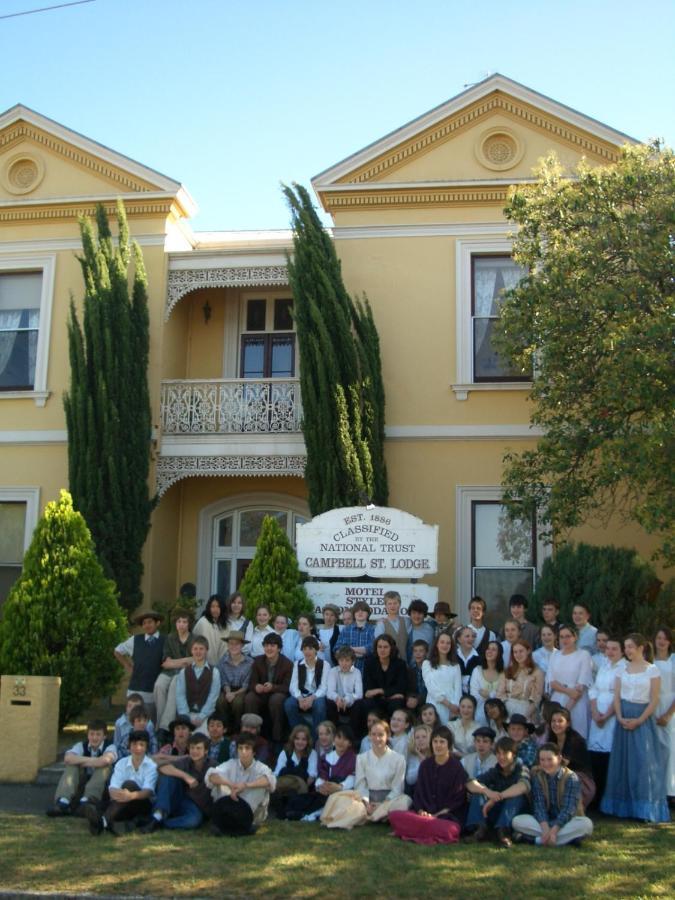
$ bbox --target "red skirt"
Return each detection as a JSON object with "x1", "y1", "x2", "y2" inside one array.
[{"x1": 388, "y1": 810, "x2": 461, "y2": 845}]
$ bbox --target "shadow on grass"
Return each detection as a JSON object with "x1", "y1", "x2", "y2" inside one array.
[{"x1": 1, "y1": 813, "x2": 673, "y2": 898}]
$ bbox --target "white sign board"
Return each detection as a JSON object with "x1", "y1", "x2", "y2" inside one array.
[
  {"x1": 297, "y1": 506, "x2": 438, "y2": 578},
  {"x1": 306, "y1": 582, "x2": 438, "y2": 618}
]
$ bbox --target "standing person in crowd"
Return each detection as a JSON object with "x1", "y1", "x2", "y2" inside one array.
[
  {"x1": 448, "y1": 694, "x2": 479, "y2": 758},
  {"x1": 225, "y1": 592, "x2": 249, "y2": 634},
  {"x1": 484, "y1": 698, "x2": 509, "y2": 742},
  {"x1": 334, "y1": 601, "x2": 375, "y2": 673},
  {"x1": 469, "y1": 640, "x2": 503, "y2": 725},
  {"x1": 47, "y1": 719, "x2": 117, "y2": 818},
  {"x1": 326, "y1": 646, "x2": 363, "y2": 733},
  {"x1": 591, "y1": 629, "x2": 610, "y2": 675},
  {"x1": 193, "y1": 596, "x2": 228, "y2": 666},
  {"x1": 293, "y1": 614, "x2": 318, "y2": 661},
  {"x1": 216, "y1": 630, "x2": 253, "y2": 734},
  {"x1": 374, "y1": 590, "x2": 410, "y2": 662},
  {"x1": 174, "y1": 636, "x2": 221, "y2": 735},
  {"x1": 406, "y1": 599, "x2": 435, "y2": 663},
  {"x1": 532, "y1": 625, "x2": 557, "y2": 682},
  {"x1": 601, "y1": 634, "x2": 669, "y2": 823},
  {"x1": 462, "y1": 726, "x2": 497, "y2": 780},
  {"x1": 114, "y1": 611, "x2": 165, "y2": 721},
  {"x1": 422, "y1": 632, "x2": 461, "y2": 725},
  {"x1": 465, "y1": 597, "x2": 496, "y2": 658},
  {"x1": 452, "y1": 627, "x2": 481, "y2": 693},
  {"x1": 85, "y1": 730, "x2": 157, "y2": 836},
  {"x1": 389, "y1": 708, "x2": 412, "y2": 758},
  {"x1": 540, "y1": 599, "x2": 562, "y2": 639},
  {"x1": 272, "y1": 724, "x2": 318, "y2": 817},
  {"x1": 512, "y1": 743, "x2": 593, "y2": 847},
  {"x1": 497, "y1": 640, "x2": 544, "y2": 723},
  {"x1": 500, "y1": 619, "x2": 521, "y2": 669},
  {"x1": 206, "y1": 733, "x2": 276, "y2": 836},
  {"x1": 407, "y1": 639, "x2": 429, "y2": 712},
  {"x1": 588, "y1": 635, "x2": 625, "y2": 806},
  {"x1": 244, "y1": 633, "x2": 292, "y2": 749},
  {"x1": 244, "y1": 605, "x2": 275, "y2": 658},
  {"x1": 418, "y1": 703, "x2": 440, "y2": 731},
  {"x1": 362, "y1": 635, "x2": 408, "y2": 728},
  {"x1": 547, "y1": 624, "x2": 593, "y2": 739},
  {"x1": 653, "y1": 626, "x2": 674, "y2": 800},
  {"x1": 547, "y1": 706, "x2": 596, "y2": 810},
  {"x1": 320, "y1": 718, "x2": 411, "y2": 828},
  {"x1": 431, "y1": 601, "x2": 456, "y2": 638},
  {"x1": 572, "y1": 603, "x2": 598, "y2": 654},
  {"x1": 318, "y1": 604, "x2": 341, "y2": 665},
  {"x1": 507, "y1": 714, "x2": 538, "y2": 768},
  {"x1": 389, "y1": 726, "x2": 468, "y2": 845},
  {"x1": 273, "y1": 613, "x2": 300, "y2": 662},
  {"x1": 464, "y1": 736, "x2": 530, "y2": 848},
  {"x1": 142, "y1": 732, "x2": 211, "y2": 832},
  {"x1": 405, "y1": 724, "x2": 432, "y2": 793},
  {"x1": 154, "y1": 609, "x2": 194, "y2": 737},
  {"x1": 506, "y1": 595, "x2": 539, "y2": 650},
  {"x1": 284, "y1": 635, "x2": 329, "y2": 738}
]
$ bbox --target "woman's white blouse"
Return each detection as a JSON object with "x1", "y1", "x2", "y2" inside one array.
[{"x1": 619, "y1": 664, "x2": 661, "y2": 704}]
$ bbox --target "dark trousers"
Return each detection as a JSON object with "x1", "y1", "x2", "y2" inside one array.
[
  {"x1": 104, "y1": 780, "x2": 151, "y2": 824},
  {"x1": 216, "y1": 691, "x2": 247, "y2": 734},
  {"x1": 244, "y1": 691, "x2": 286, "y2": 741},
  {"x1": 590, "y1": 751, "x2": 610, "y2": 809},
  {"x1": 326, "y1": 699, "x2": 364, "y2": 738},
  {"x1": 211, "y1": 796, "x2": 254, "y2": 835}
]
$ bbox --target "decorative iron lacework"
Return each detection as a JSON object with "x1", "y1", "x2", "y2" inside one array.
[
  {"x1": 165, "y1": 265, "x2": 288, "y2": 319},
  {"x1": 156, "y1": 454, "x2": 306, "y2": 495}
]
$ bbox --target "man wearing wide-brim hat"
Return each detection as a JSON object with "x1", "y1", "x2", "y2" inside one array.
[
  {"x1": 215, "y1": 629, "x2": 254, "y2": 735},
  {"x1": 114, "y1": 610, "x2": 166, "y2": 721},
  {"x1": 507, "y1": 714, "x2": 538, "y2": 769}
]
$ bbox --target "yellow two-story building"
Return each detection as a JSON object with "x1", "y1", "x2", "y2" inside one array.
[{"x1": 0, "y1": 75, "x2": 664, "y2": 620}]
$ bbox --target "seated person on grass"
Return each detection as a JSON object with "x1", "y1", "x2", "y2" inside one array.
[
  {"x1": 461, "y1": 726, "x2": 497, "y2": 780},
  {"x1": 85, "y1": 730, "x2": 158, "y2": 836},
  {"x1": 512, "y1": 743, "x2": 593, "y2": 847},
  {"x1": 141, "y1": 732, "x2": 212, "y2": 832},
  {"x1": 206, "y1": 733, "x2": 276, "y2": 836},
  {"x1": 154, "y1": 715, "x2": 194, "y2": 763},
  {"x1": 464, "y1": 736, "x2": 530, "y2": 848},
  {"x1": 47, "y1": 719, "x2": 117, "y2": 818},
  {"x1": 207, "y1": 714, "x2": 230, "y2": 764}
]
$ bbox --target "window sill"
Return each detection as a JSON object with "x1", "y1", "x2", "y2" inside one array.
[
  {"x1": 451, "y1": 382, "x2": 532, "y2": 401},
  {"x1": 0, "y1": 390, "x2": 50, "y2": 407}
]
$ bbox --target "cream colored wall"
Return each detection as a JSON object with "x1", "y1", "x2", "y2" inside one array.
[
  {"x1": 0, "y1": 445, "x2": 67, "y2": 497},
  {"x1": 184, "y1": 289, "x2": 228, "y2": 379}
]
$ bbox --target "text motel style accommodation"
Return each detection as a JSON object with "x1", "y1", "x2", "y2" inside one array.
[{"x1": 0, "y1": 75, "x2": 662, "y2": 623}]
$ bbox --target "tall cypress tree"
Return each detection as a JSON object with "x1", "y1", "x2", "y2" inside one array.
[
  {"x1": 63, "y1": 200, "x2": 154, "y2": 614},
  {"x1": 283, "y1": 184, "x2": 388, "y2": 514}
]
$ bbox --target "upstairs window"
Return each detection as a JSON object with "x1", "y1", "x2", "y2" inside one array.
[
  {"x1": 471, "y1": 255, "x2": 528, "y2": 382},
  {"x1": 240, "y1": 296, "x2": 295, "y2": 379},
  {"x1": 0, "y1": 271, "x2": 42, "y2": 390}
]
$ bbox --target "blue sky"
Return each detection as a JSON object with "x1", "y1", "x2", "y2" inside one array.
[{"x1": 1, "y1": 0, "x2": 673, "y2": 231}]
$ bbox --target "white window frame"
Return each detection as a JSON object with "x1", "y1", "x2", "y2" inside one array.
[
  {"x1": 0, "y1": 255, "x2": 56, "y2": 406},
  {"x1": 0, "y1": 486, "x2": 41, "y2": 556},
  {"x1": 452, "y1": 238, "x2": 532, "y2": 400},
  {"x1": 455, "y1": 485, "x2": 550, "y2": 606},
  {"x1": 196, "y1": 491, "x2": 310, "y2": 602}
]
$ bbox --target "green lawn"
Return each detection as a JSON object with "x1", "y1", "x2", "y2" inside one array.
[{"x1": 1, "y1": 813, "x2": 673, "y2": 898}]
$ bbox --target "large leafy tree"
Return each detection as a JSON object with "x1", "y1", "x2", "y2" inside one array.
[
  {"x1": 0, "y1": 491, "x2": 127, "y2": 726},
  {"x1": 64, "y1": 201, "x2": 155, "y2": 613},
  {"x1": 283, "y1": 183, "x2": 388, "y2": 514},
  {"x1": 495, "y1": 143, "x2": 675, "y2": 564}
]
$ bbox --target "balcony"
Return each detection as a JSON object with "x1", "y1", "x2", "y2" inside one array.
[{"x1": 160, "y1": 378, "x2": 303, "y2": 435}]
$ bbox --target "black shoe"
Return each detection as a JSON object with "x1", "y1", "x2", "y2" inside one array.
[
  {"x1": 110, "y1": 820, "x2": 135, "y2": 836},
  {"x1": 84, "y1": 804, "x2": 103, "y2": 836},
  {"x1": 209, "y1": 823, "x2": 226, "y2": 837},
  {"x1": 74, "y1": 802, "x2": 95, "y2": 819},
  {"x1": 46, "y1": 802, "x2": 71, "y2": 818},
  {"x1": 512, "y1": 831, "x2": 534, "y2": 845},
  {"x1": 139, "y1": 817, "x2": 161, "y2": 834}
]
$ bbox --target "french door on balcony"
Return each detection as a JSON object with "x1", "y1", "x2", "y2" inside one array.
[{"x1": 240, "y1": 296, "x2": 295, "y2": 379}]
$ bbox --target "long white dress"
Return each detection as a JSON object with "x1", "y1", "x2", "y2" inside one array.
[
  {"x1": 587, "y1": 658, "x2": 626, "y2": 753},
  {"x1": 192, "y1": 617, "x2": 227, "y2": 666},
  {"x1": 422, "y1": 661, "x2": 462, "y2": 725},
  {"x1": 654, "y1": 654, "x2": 675, "y2": 796},
  {"x1": 548, "y1": 648, "x2": 593, "y2": 738}
]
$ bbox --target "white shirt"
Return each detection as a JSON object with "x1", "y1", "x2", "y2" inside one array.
[
  {"x1": 316, "y1": 749, "x2": 355, "y2": 791},
  {"x1": 619, "y1": 664, "x2": 661, "y2": 704},
  {"x1": 326, "y1": 664, "x2": 363, "y2": 706},
  {"x1": 289, "y1": 660, "x2": 329, "y2": 699},
  {"x1": 274, "y1": 749, "x2": 319, "y2": 779},
  {"x1": 355, "y1": 748, "x2": 406, "y2": 801},
  {"x1": 244, "y1": 624, "x2": 275, "y2": 658},
  {"x1": 109, "y1": 754, "x2": 158, "y2": 793}
]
